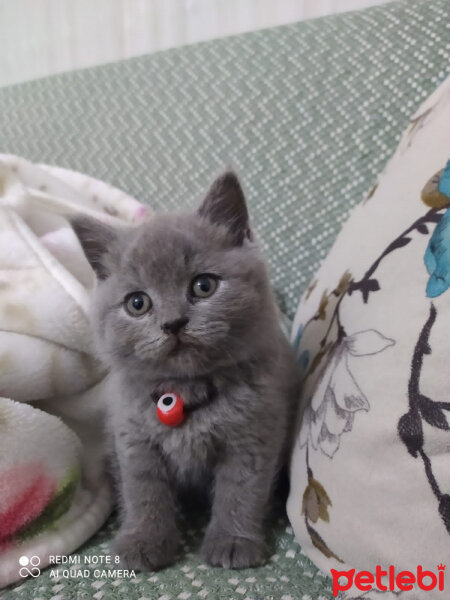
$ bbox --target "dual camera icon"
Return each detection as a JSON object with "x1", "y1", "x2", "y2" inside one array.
[{"x1": 19, "y1": 555, "x2": 41, "y2": 578}]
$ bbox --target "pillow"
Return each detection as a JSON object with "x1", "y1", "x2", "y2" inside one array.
[{"x1": 287, "y1": 75, "x2": 450, "y2": 600}]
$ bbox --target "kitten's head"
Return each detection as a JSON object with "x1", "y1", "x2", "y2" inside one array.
[{"x1": 71, "y1": 172, "x2": 275, "y2": 378}]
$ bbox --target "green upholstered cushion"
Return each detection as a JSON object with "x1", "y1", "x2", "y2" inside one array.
[{"x1": 1, "y1": 0, "x2": 448, "y2": 324}]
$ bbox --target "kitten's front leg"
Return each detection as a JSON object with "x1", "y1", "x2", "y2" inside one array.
[
  {"x1": 113, "y1": 434, "x2": 180, "y2": 571},
  {"x1": 201, "y1": 442, "x2": 279, "y2": 569}
]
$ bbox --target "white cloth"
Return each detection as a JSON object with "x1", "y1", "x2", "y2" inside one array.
[{"x1": 0, "y1": 155, "x2": 149, "y2": 588}]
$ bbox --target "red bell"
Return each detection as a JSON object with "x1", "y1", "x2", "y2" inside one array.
[{"x1": 156, "y1": 393, "x2": 185, "y2": 427}]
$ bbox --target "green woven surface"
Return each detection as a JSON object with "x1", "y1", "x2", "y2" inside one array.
[
  {"x1": 2, "y1": 507, "x2": 334, "y2": 600},
  {"x1": 1, "y1": 0, "x2": 448, "y2": 321},
  {"x1": 1, "y1": 1, "x2": 450, "y2": 599}
]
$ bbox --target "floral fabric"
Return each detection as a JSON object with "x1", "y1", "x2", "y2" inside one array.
[{"x1": 287, "y1": 76, "x2": 450, "y2": 599}]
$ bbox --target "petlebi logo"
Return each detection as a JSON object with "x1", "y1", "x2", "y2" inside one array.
[
  {"x1": 331, "y1": 564, "x2": 446, "y2": 596},
  {"x1": 18, "y1": 555, "x2": 41, "y2": 578}
]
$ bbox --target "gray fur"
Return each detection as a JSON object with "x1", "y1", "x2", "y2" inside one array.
[{"x1": 71, "y1": 172, "x2": 300, "y2": 571}]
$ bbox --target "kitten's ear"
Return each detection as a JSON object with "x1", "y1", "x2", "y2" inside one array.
[
  {"x1": 198, "y1": 172, "x2": 251, "y2": 245},
  {"x1": 69, "y1": 215, "x2": 119, "y2": 280}
]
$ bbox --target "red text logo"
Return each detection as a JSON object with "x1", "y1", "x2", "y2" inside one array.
[{"x1": 330, "y1": 564, "x2": 445, "y2": 597}]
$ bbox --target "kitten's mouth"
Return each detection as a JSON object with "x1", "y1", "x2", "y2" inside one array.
[{"x1": 167, "y1": 337, "x2": 183, "y2": 355}]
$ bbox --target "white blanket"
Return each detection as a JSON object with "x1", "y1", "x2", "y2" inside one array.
[{"x1": 0, "y1": 155, "x2": 149, "y2": 588}]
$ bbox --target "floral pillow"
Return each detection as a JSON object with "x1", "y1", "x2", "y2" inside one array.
[{"x1": 287, "y1": 75, "x2": 450, "y2": 600}]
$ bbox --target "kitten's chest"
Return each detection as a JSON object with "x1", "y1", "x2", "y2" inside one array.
[{"x1": 159, "y1": 418, "x2": 220, "y2": 488}]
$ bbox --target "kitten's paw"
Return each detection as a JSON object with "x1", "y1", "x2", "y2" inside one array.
[
  {"x1": 113, "y1": 527, "x2": 179, "y2": 572},
  {"x1": 201, "y1": 533, "x2": 266, "y2": 569}
]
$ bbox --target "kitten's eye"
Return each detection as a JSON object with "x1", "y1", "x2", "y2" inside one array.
[
  {"x1": 124, "y1": 292, "x2": 152, "y2": 316},
  {"x1": 190, "y1": 274, "x2": 218, "y2": 299}
]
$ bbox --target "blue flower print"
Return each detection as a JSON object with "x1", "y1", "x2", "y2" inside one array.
[
  {"x1": 425, "y1": 161, "x2": 450, "y2": 298},
  {"x1": 292, "y1": 324, "x2": 303, "y2": 351},
  {"x1": 438, "y1": 159, "x2": 450, "y2": 197}
]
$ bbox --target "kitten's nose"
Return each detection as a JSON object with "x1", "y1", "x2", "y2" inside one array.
[{"x1": 161, "y1": 317, "x2": 189, "y2": 335}]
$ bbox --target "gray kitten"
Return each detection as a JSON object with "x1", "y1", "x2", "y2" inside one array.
[{"x1": 71, "y1": 173, "x2": 300, "y2": 571}]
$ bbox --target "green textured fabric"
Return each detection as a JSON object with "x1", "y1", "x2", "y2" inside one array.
[
  {"x1": 3, "y1": 508, "x2": 334, "y2": 600},
  {"x1": 1, "y1": 0, "x2": 449, "y2": 322},
  {"x1": 1, "y1": 1, "x2": 450, "y2": 599}
]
